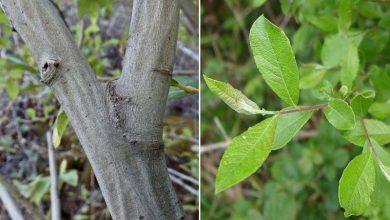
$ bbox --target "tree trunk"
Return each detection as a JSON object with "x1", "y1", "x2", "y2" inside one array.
[{"x1": 0, "y1": 0, "x2": 184, "y2": 219}]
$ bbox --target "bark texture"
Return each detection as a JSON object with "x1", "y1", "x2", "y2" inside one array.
[{"x1": 0, "y1": 0, "x2": 184, "y2": 219}]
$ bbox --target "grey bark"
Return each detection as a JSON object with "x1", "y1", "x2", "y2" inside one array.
[{"x1": 0, "y1": 0, "x2": 184, "y2": 219}]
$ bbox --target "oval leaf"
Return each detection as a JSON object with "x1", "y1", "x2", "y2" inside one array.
[
  {"x1": 264, "y1": 193, "x2": 297, "y2": 220},
  {"x1": 324, "y1": 99, "x2": 356, "y2": 130},
  {"x1": 249, "y1": 15, "x2": 299, "y2": 106},
  {"x1": 340, "y1": 42, "x2": 359, "y2": 90},
  {"x1": 273, "y1": 110, "x2": 313, "y2": 150},
  {"x1": 215, "y1": 116, "x2": 278, "y2": 193},
  {"x1": 339, "y1": 152, "x2": 376, "y2": 217},
  {"x1": 343, "y1": 119, "x2": 390, "y2": 146},
  {"x1": 351, "y1": 90, "x2": 375, "y2": 116},
  {"x1": 203, "y1": 75, "x2": 263, "y2": 115}
]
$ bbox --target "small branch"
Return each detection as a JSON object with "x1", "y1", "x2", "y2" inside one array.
[
  {"x1": 279, "y1": 15, "x2": 291, "y2": 28},
  {"x1": 213, "y1": 117, "x2": 231, "y2": 141},
  {"x1": 175, "y1": 83, "x2": 199, "y2": 94},
  {"x1": 360, "y1": 118, "x2": 379, "y2": 159},
  {"x1": 168, "y1": 168, "x2": 198, "y2": 186},
  {"x1": 0, "y1": 182, "x2": 25, "y2": 220},
  {"x1": 169, "y1": 175, "x2": 198, "y2": 197},
  {"x1": 201, "y1": 141, "x2": 231, "y2": 153},
  {"x1": 278, "y1": 103, "x2": 328, "y2": 114},
  {"x1": 47, "y1": 132, "x2": 61, "y2": 220}
]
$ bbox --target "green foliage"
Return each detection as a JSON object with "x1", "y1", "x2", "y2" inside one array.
[
  {"x1": 215, "y1": 116, "x2": 277, "y2": 193},
  {"x1": 273, "y1": 110, "x2": 313, "y2": 150},
  {"x1": 203, "y1": 0, "x2": 390, "y2": 217},
  {"x1": 249, "y1": 15, "x2": 299, "y2": 106},
  {"x1": 338, "y1": 151, "x2": 376, "y2": 217},
  {"x1": 343, "y1": 119, "x2": 390, "y2": 146},
  {"x1": 324, "y1": 99, "x2": 356, "y2": 130},
  {"x1": 264, "y1": 192, "x2": 297, "y2": 220},
  {"x1": 204, "y1": 75, "x2": 268, "y2": 115},
  {"x1": 351, "y1": 90, "x2": 375, "y2": 116},
  {"x1": 52, "y1": 110, "x2": 69, "y2": 148}
]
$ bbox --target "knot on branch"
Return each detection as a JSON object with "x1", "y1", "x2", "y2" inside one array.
[
  {"x1": 40, "y1": 58, "x2": 61, "y2": 85},
  {"x1": 153, "y1": 68, "x2": 172, "y2": 77}
]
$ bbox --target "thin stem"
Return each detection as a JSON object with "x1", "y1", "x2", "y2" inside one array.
[
  {"x1": 360, "y1": 118, "x2": 379, "y2": 159},
  {"x1": 278, "y1": 103, "x2": 328, "y2": 114},
  {"x1": 47, "y1": 131, "x2": 61, "y2": 220}
]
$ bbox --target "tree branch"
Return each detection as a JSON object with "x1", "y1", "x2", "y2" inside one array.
[
  {"x1": 1, "y1": 0, "x2": 184, "y2": 219},
  {"x1": 117, "y1": 0, "x2": 180, "y2": 140}
]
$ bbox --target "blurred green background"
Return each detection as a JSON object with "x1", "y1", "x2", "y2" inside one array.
[
  {"x1": 0, "y1": 0, "x2": 199, "y2": 219},
  {"x1": 200, "y1": 0, "x2": 390, "y2": 219}
]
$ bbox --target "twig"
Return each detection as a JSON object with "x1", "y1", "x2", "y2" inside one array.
[
  {"x1": 0, "y1": 175, "x2": 45, "y2": 220},
  {"x1": 279, "y1": 15, "x2": 291, "y2": 28},
  {"x1": 78, "y1": 19, "x2": 84, "y2": 49},
  {"x1": 360, "y1": 118, "x2": 379, "y2": 159},
  {"x1": 0, "y1": 182, "x2": 24, "y2": 220},
  {"x1": 169, "y1": 175, "x2": 198, "y2": 197},
  {"x1": 201, "y1": 141, "x2": 231, "y2": 153},
  {"x1": 213, "y1": 117, "x2": 231, "y2": 141},
  {"x1": 168, "y1": 168, "x2": 198, "y2": 186},
  {"x1": 47, "y1": 132, "x2": 61, "y2": 220},
  {"x1": 278, "y1": 103, "x2": 328, "y2": 114}
]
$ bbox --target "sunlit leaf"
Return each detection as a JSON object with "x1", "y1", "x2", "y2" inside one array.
[
  {"x1": 249, "y1": 15, "x2": 299, "y2": 106},
  {"x1": 324, "y1": 99, "x2": 355, "y2": 130},
  {"x1": 215, "y1": 116, "x2": 278, "y2": 193},
  {"x1": 339, "y1": 152, "x2": 376, "y2": 217}
]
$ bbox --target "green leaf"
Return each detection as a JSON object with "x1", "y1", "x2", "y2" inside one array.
[
  {"x1": 321, "y1": 34, "x2": 352, "y2": 67},
  {"x1": 5, "y1": 79, "x2": 19, "y2": 100},
  {"x1": 340, "y1": 42, "x2": 359, "y2": 90},
  {"x1": 299, "y1": 63, "x2": 327, "y2": 89},
  {"x1": 52, "y1": 110, "x2": 69, "y2": 148},
  {"x1": 369, "y1": 139, "x2": 390, "y2": 182},
  {"x1": 273, "y1": 110, "x2": 313, "y2": 150},
  {"x1": 338, "y1": 0, "x2": 354, "y2": 32},
  {"x1": 351, "y1": 90, "x2": 375, "y2": 116},
  {"x1": 369, "y1": 102, "x2": 390, "y2": 120},
  {"x1": 59, "y1": 160, "x2": 79, "y2": 187},
  {"x1": 204, "y1": 75, "x2": 272, "y2": 115},
  {"x1": 215, "y1": 116, "x2": 278, "y2": 193},
  {"x1": 343, "y1": 119, "x2": 390, "y2": 146},
  {"x1": 360, "y1": 29, "x2": 389, "y2": 61},
  {"x1": 369, "y1": 65, "x2": 390, "y2": 102},
  {"x1": 247, "y1": 0, "x2": 266, "y2": 7},
  {"x1": 339, "y1": 152, "x2": 376, "y2": 217},
  {"x1": 356, "y1": 1, "x2": 383, "y2": 18},
  {"x1": 292, "y1": 24, "x2": 315, "y2": 54},
  {"x1": 264, "y1": 193, "x2": 297, "y2": 220},
  {"x1": 249, "y1": 15, "x2": 299, "y2": 106},
  {"x1": 29, "y1": 176, "x2": 51, "y2": 205},
  {"x1": 324, "y1": 99, "x2": 356, "y2": 130},
  {"x1": 307, "y1": 14, "x2": 338, "y2": 33}
]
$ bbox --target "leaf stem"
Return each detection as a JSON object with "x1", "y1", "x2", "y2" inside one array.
[
  {"x1": 360, "y1": 118, "x2": 379, "y2": 159},
  {"x1": 278, "y1": 103, "x2": 328, "y2": 114}
]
